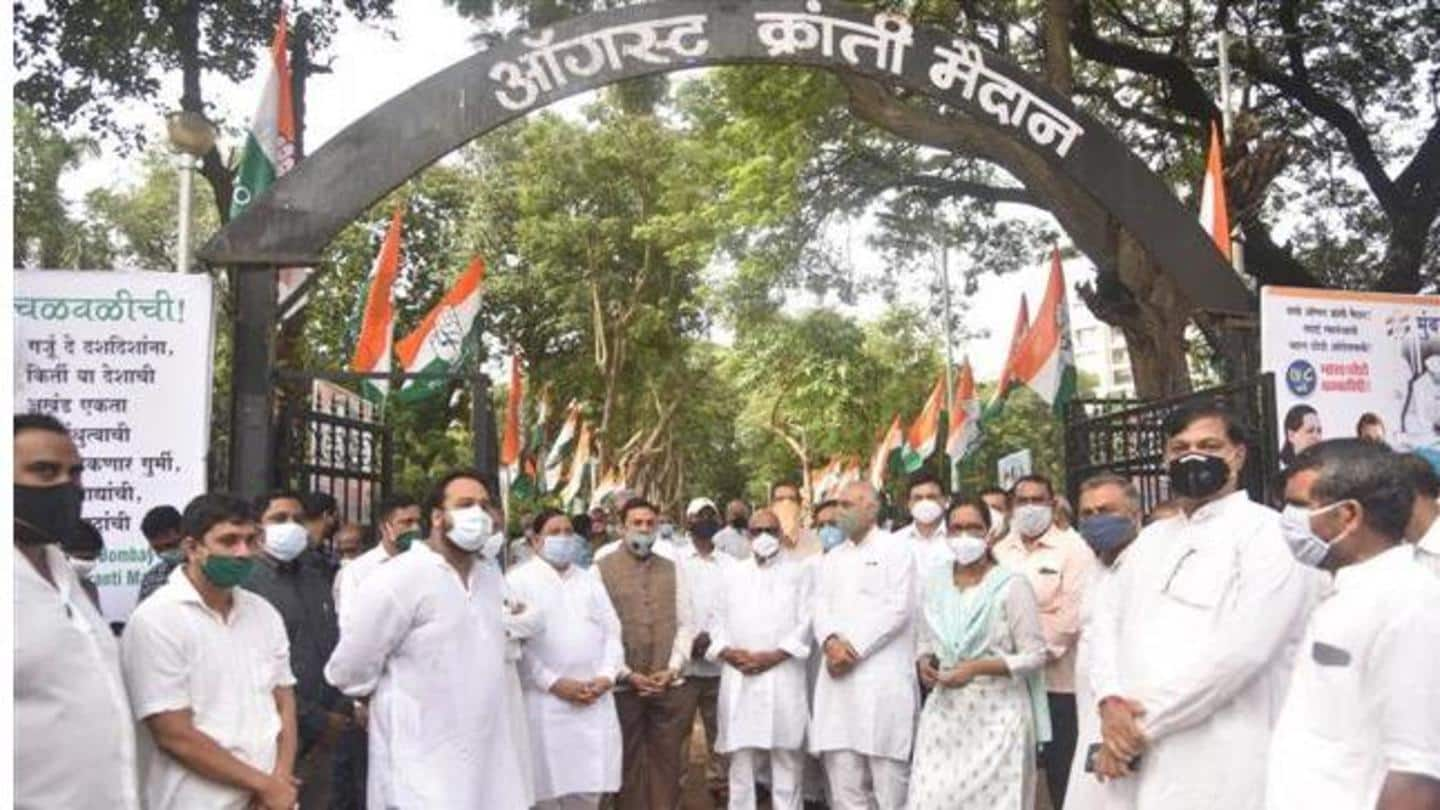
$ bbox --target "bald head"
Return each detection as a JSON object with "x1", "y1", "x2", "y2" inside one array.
[{"x1": 837, "y1": 481, "x2": 880, "y2": 540}]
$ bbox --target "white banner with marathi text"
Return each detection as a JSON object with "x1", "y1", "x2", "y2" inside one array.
[
  {"x1": 1260, "y1": 285, "x2": 1440, "y2": 471},
  {"x1": 15, "y1": 270, "x2": 215, "y2": 622}
]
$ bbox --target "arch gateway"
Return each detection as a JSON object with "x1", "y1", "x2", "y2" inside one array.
[{"x1": 200, "y1": 0, "x2": 1253, "y2": 496}]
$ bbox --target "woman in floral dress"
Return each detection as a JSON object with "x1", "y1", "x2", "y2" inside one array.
[{"x1": 907, "y1": 497, "x2": 1051, "y2": 810}]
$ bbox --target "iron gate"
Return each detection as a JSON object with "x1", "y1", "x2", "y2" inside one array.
[
  {"x1": 276, "y1": 396, "x2": 393, "y2": 526},
  {"x1": 1064, "y1": 374, "x2": 1279, "y2": 513}
]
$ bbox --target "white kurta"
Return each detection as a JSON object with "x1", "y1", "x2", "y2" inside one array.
[
  {"x1": 1087, "y1": 491, "x2": 1321, "y2": 810},
  {"x1": 1265, "y1": 544, "x2": 1440, "y2": 809},
  {"x1": 1417, "y1": 515, "x2": 1440, "y2": 577},
  {"x1": 324, "y1": 543, "x2": 528, "y2": 810},
  {"x1": 895, "y1": 522, "x2": 953, "y2": 588},
  {"x1": 707, "y1": 556, "x2": 814, "y2": 752},
  {"x1": 503, "y1": 575, "x2": 545, "y2": 808},
  {"x1": 333, "y1": 544, "x2": 394, "y2": 620},
  {"x1": 678, "y1": 546, "x2": 735, "y2": 678},
  {"x1": 16, "y1": 544, "x2": 140, "y2": 810},
  {"x1": 506, "y1": 559, "x2": 624, "y2": 801},
  {"x1": 809, "y1": 527, "x2": 918, "y2": 761},
  {"x1": 1066, "y1": 560, "x2": 1136, "y2": 810}
]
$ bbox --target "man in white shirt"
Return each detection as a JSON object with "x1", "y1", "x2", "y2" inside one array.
[
  {"x1": 1267, "y1": 439, "x2": 1440, "y2": 809},
  {"x1": 1397, "y1": 452, "x2": 1440, "y2": 576},
  {"x1": 333, "y1": 493, "x2": 422, "y2": 619},
  {"x1": 324, "y1": 470, "x2": 529, "y2": 809},
  {"x1": 14, "y1": 413, "x2": 140, "y2": 810},
  {"x1": 993, "y1": 473, "x2": 1098, "y2": 809},
  {"x1": 1088, "y1": 402, "x2": 1318, "y2": 810},
  {"x1": 810, "y1": 481, "x2": 917, "y2": 810},
  {"x1": 121, "y1": 493, "x2": 300, "y2": 810},
  {"x1": 713, "y1": 498, "x2": 753, "y2": 559},
  {"x1": 596, "y1": 497, "x2": 697, "y2": 810},
  {"x1": 709, "y1": 529, "x2": 814, "y2": 810},
  {"x1": 679, "y1": 496, "x2": 737, "y2": 802},
  {"x1": 1066, "y1": 472, "x2": 1143, "y2": 810},
  {"x1": 508, "y1": 508, "x2": 624, "y2": 810},
  {"x1": 895, "y1": 471, "x2": 952, "y2": 582}
]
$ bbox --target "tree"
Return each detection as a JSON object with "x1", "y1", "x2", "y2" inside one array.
[
  {"x1": 13, "y1": 105, "x2": 112, "y2": 269},
  {"x1": 83, "y1": 150, "x2": 222, "y2": 272},
  {"x1": 15, "y1": 0, "x2": 397, "y2": 222}
]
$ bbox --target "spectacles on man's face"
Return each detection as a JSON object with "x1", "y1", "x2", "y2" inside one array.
[
  {"x1": 949, "y1": 522, "x2": 988, "y2": 534},
  {"x1": 748, "y1": 525, "x2": 781, "y2": 536}
]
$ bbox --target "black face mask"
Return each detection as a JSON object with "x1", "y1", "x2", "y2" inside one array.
[
  {"x1": 729, "y1": 518, "x2": 746, "y2": 531},
  {"x1": 14, "y1": 482, "x2": 84, "y2": 546},
  {"x1": 692, "y1": 519, "x2": 721, "y2": 541},
  {"x1": 1168, "y1": 453, "x2": 1232, "y2": 499}
]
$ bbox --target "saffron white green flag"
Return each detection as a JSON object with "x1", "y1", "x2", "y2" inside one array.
[
  {"x1": 543, "y1": 401, "x2": 581, "y2": 493},
  {"x1": 394, "y1": 257, "x2": 485, "y2": 404},
  {"x1": 1010, "y1": 248, "x2": 1078, "y2": 414}
]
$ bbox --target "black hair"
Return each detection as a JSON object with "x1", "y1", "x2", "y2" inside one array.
[
  {"x1": 1291, "y1": 439, "x2": 1411, "y2": 541},
  {"x1": 906, "y1": 470, "x2": 945, "y2": 497},
  {"x1": 426, "y1": 469, "x2": 490, "y2": 516},
  {"x1": 530, "y1": 508, "x2": 567, "y2": 536},
  {"x1": 977, "y1": 486, "x2": 1010, "y2": 506},
  {"x1": 63, "y1": 520, "x2": 105, "y2": 556},
  {"x1": 15, "y1": 413, "x2": 70, "y2": 437},
  {"x1": 375, "y1": 493, "x2": 420, "y2": 525},
  {"x1": 570, "y1": 513, "x2": 593, "y2": 539},
  {"x1": 812, "y1": 498, "x2": 839, "y2": 519},
  {"x1": 1009, "y1": 474, "x2": 1055, "y2": 499},
  {"x1": 1161, "y1": 399, "x2": 1250, "y2": 446},
  {"x1": 1395, "y1": 453, "x2": 1440, "y2": 500},
  {"x1": 619, "y1": 497, "x2": 657, "y2": 524},
  {"x1": 140, "y1": 505, "x2": 183, "y2": 541},
  {"x1": 1279, "y1": 404, "x2": 1319, "y2": 465},
  {"x1": 946, "y1": 496, "x2": 993, "y2": 531},
  {"x1": 303, "y1": 491, "x2": 338, "y2": 519},
  {"x1": 770, "y1": 481, "x2": 801, "y2": 500},
  {"x1": 182, "y1": 493, "x2": 257, "y2": 542},
  {"x1": 1356, "y1": 412, "x2": 1384, "y2": 437},
  {"x1": 252, "y1": 489, "x2": 304, "y2": 516}
]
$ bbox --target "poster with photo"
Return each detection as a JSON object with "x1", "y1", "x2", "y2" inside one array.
[{"x1": 1260, "y1": 286, "x2": 1440, "y2": 471}]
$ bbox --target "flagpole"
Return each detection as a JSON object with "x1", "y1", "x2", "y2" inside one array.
[
  {"x1": 1217, "y1": 26, "x2": 1246, "y2": 276},
  {"x1": 939, "y1": 242, "x2": 957, "y2": 491}
]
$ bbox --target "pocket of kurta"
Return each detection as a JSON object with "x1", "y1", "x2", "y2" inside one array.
[{"x1": 1161, "y1": 549, "x2": 1228, "y2": 609}]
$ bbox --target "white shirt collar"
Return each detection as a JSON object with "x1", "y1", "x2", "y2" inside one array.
[
  {"x1": 1417, "y1": 515, "x2": 1440, "y2": 555},
  {"x1": 1184, "y1": 489, "x2": 1251, "y2": 524},
  {"x1": 1333, "y1": 542, "x2": 1417, "y2": 592}
]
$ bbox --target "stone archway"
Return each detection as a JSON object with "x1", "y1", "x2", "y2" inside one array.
[{"x1": 201, "y1": 0, "x2": 1252, "y2": 493}]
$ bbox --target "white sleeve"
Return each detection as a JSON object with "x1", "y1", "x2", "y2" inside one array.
[
  {"x1": 1376, "y1": 597, "x2": 1440, "y2": 780},
  {"x1": 120, "y1": 612, "x2": 192, "y2": 720},
  {"x1": 324, "y1": 579, "x2": 411, "y2": 699},
  {"x1": 1000, "y1": 577, "x2": 1048, "y2": 677},
  {"x1": 1087, "y1": 563, "x2": 1128, "y2": 702},
  {"x1": 594, "y1": 577, "x2": 626, "y2": 681},
  {"x1": 812, "y1": 556, "x2": 837, "y2": 647},
  {"x1": 1136, "y1": 522, "x2": 1314, "y2": 741},
  {"x1": 668, "y1": 562, "x2": 695, "y2": 672},
  {"x1": 778, "y1": 566, "x2": 815, "y2": 660}
]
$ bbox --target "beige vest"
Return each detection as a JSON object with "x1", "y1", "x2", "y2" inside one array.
[{"x1": 598, "y1": 549, "x2": 678, "y2": 674}]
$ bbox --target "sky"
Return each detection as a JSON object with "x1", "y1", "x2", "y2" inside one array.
[{"x1": 53, "y1": 0, "x2": 1087, "y2": 383}]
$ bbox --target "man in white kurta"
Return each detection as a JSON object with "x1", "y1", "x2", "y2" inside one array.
[
  {"x1": 324, "y1": 473, "x2": 527, "y2": 810},
  {"x1": 708, "y1": 532, "x2": 814, "y2": 810},
  {"x1": 1265, "y1": 439, "x2": 1440, "y2": 809},
  {"x1": 332, "y1": 494, "x2": 421, "y2": 619},
  {"x1": 507, "y1": 529, "x2": 624, "y2": 809},
  {"x1": 896, "y1": 472, "x2": 953, "y2": 582},
  {"x1": 1087, "y1": 407, "x2": 1319, "y2": 810},
  {"x1": 810, "y1": 481, "x2": 918, "y2": 810}
]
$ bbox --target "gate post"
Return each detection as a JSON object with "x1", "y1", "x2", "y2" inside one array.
[
  {"x1": 470, "y1": 369, "x2": 499, "y2": 500},
  {"x1": 229, "y1": 267, "x2": 278, "y2": 499}
]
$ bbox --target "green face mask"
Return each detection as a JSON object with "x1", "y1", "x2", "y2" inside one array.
[
  {"x1": 395, "y1": 530, "x2": 421, "y2": 552},
  {"x1": 201, "y1": 553, "x2": 255, "y2": 589}
]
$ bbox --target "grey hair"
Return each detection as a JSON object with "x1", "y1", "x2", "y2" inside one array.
[{"x1": 1079, "y1": 472, "x2": 1142, "y2": 514}]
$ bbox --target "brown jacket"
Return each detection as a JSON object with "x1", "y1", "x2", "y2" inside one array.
[{"x1": 597, "y1": 549, "x2": 690, "y2": 674}]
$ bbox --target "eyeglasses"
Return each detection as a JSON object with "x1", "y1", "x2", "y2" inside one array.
[
  {"x1": 748, "y1": 526, "x2": 781, "y2": 536},
  {"x1": 949, "y1": 523, "x2": 988, "y2": 534}
]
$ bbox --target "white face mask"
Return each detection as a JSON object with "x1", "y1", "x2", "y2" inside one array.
[
  {"x1": 263, "y1": 521, "x2": 310, "y2": 562},
  {"x1": 67, "y1": 556, "x2": 98, "y2": 580},
  {"x1": 1280, "y1": 501, "x2": 1349, "y2": 568},
  {"x1": 1012, "y1": 504, "x2": 1054, "y2": 538},
  {"x1": 910, "y1": 498, "x2": 944, "y2": 527},
  {"x1": 751, "y1": 532, "x2": 781, "y2": 562},
  {"x1": 446, "y1": 506, "x2": 494, "y2": 552},
  {"x1": 947, "y1": 532, "x2": 989, "y2": 566}
]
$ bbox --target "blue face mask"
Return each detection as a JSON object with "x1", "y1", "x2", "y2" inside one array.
[
  {"x1": 1078, "y1": 514, "x2": 1137, "y2": 554},
  {"x1": 818, "y1": 525, "x2": 846, "y2": 553},
  {"x1": 540, "y1": 534, "x2": 577, "y2": 567}
]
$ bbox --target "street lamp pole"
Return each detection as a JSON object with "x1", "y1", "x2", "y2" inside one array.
[
  {"x1": 165, "y1": 110, "x2": 218, "y2": 274},
  {"x1": 176, "y1": 155, "x2": 195, "y2": 273}
]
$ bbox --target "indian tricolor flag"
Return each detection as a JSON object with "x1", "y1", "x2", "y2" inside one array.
[
  {"x1": 1010, "y1": 248, "x2": 1078, "y2": 413},
  {"x1": 500, "y1": 352, "x2": 525, "y2": 481},
  {"x1": 901, "y1": 373, "x2": 945, "y2": 472},
  {"x1": 230, "y1": 8, "x2": 294, "y2": 220},
  {"x1": 394, "y1": 257, "x2": 485, "y2": 404},
  {"x1": 868, "y1": 414, "x2": 904, "y2": 489},
  {"x1": 1199, "y1": 122, "x2": 1232, "y2": 262},
  {"x1": 349, "y1": 208, "x2": 404, "y2": 402},
  {"x1": 543, "y1": 401, "x2": 581, "y2": 492},
  {"x1": 559, "y1": 422, "x2": 592, "y2": 506},
  {"x1": 984, "y1": 294, "x2": 1030, "y2": 420},
  {"x1": 946, "y1": 360, "x2": 981, "y2": 464}
]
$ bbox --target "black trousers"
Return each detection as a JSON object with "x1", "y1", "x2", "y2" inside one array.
[
  {"x1": 328, "y1": 725, "x2": 367, "y2": 810},
  {"x1": 1043, "y1": 691, "x2": 1078, "y2": 810}
]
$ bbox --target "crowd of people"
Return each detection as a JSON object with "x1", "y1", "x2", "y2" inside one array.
[{"x1": 13, "y1": 399, "x2": 1440, "y2": 810}]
